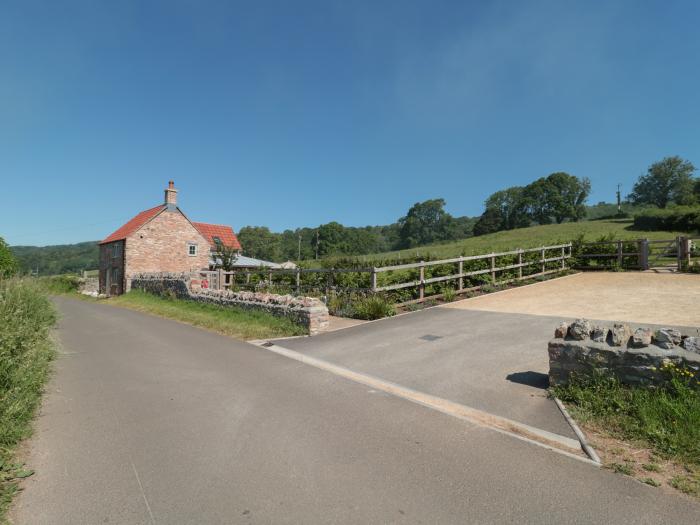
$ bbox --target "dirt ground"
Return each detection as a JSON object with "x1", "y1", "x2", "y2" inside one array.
[{"x1": 442, "y1": 272, "x2": 700, "y2": 327}]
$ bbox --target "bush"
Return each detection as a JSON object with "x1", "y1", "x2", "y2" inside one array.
[
  {"x1": 633, "y1": 206, "x2": 700, "y2": 232},
  {"x1": 352, "y1": 295, "x2": 396, "y2": 320},
  {"x1": 0, "y1": 279, "x2": 56, "y2": 517},
  {"x1": 40, "y1": 274, "x2": 80, "y2": 294}
]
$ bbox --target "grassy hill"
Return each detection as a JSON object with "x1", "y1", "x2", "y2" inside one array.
[
  {"x1": 10, "y1": 241, "x2": 99, "y2": 275},
  {"x1": 351, "y1": 219, "x2": 687, "y2": 263}
]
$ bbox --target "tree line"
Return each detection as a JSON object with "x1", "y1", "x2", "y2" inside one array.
[{"x1": 6, "y1": 155, "x2": 698, "y2": 274}]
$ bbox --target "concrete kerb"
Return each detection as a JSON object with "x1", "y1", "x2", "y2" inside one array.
[
  {"x1": 553, "y1": 397, "x2": 601, "y2": 464},
  {"x1": 252, "y1": 340, "x2": 600, "y2": 467}
]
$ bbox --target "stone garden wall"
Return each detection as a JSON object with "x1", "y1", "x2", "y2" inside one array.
[
  {"x1": 549, "y1": 319, "x2": 700, "y2": 387},
  {"x1": 129, "y1": 272, "x2": 330, "y2": 334}
]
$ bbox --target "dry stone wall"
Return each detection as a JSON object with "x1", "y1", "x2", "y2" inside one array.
[
  {"x1": 549, "y1": 319, "x2": 700, "y2": 387},
  {"x1": 130, "y1": 272, "x2": 329, "y2": 334}
]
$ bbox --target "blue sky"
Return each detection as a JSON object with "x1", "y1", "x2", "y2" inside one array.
[{"x1": 2, "y1": 0, "x2": 700, "y2": 246}]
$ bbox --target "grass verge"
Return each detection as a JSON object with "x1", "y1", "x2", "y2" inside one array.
[
  {"x1": 552, "y1": 371, "x2": 700, "y2": 498},
  {"x1": 107, "y1": 290, "x2": 307, "y2": 340},
  {"x1": 0, "y1": 279, "x2": 57, "y2": 520}
]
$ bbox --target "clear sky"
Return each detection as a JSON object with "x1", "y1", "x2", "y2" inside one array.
[{"x1": 2, "y1": 0, "x2": 700, "y2": 246}]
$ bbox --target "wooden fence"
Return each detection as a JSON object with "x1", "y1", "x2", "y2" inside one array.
[
  {"x1": 575, "y1": 236, "x2": 698, "y2": 271},
  {"x1": 199, "y1": 242, "x2": 573, "y2": 305}
]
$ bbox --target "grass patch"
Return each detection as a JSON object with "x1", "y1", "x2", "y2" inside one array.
[
  {"x1": 552, "y1": 372, "x2": 700, "y2": 466},
  {"x1": 37, "y1": 274, "x2": 81, "y2": 295},
  {"x1": 0, "y1": 279, "x2": 57, "y2": 519},
  {"x1": 108, "y1": 290, "x2": 307, "y2": 340},
  {"x1": 353, "y1": 220, "x2": 686, "y2": 263},
  {"x1": 553, "y1": 371, "x2": 700, "y2": 497}
]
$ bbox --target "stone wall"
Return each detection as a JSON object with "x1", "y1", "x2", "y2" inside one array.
[
  {"x1": 129, "y1": 272, "x2": 330, "y2": 335},
  {"x1": 549, "y1": 319, "x2": 700, "y2": 387},
  {"x1": 125, "y1": 209, "x2": 210, "y2": 291}
]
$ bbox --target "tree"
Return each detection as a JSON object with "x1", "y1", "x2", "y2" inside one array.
[
  {"x1": 628, "y1": 156, "x2": 697, "y2": 208},
  {"x1": 545, "y1": 172, "x2": 591, "y2": 223},
  {"x1": 521, "y1": 178, "x2": 554, "y2": 225},
  {"x1": 483, "y1": 187, "x2": 529, "y2": 230},
  {"x1": 473, "y1": 207, "x2": 502, "y2": 236},
  {"x1": 237, "y1": 226, "x2": 281, "y2": 261},
  {"x1": 0, "y1": 236, "x2": 18, "y2": 277},
  {"x1": 213, "y1": 241, "x2": 239, "y2": 271},
  {"x1": 397, "y1": 199, "x2": 455, "y2": 248}
]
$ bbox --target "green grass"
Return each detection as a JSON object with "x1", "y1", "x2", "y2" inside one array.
[
  {"x1": 0, "y1": 279, "x2": 57, "y2": 520},
  {"x1": 109, "y1": 290, "x2": 307, "y2": 340},
  {"x1": 552, "y1": 372, "x2": 700, "y2": 468},
  {"x1": 354, "y1": 219, "x2": 687, "y2": 262}
]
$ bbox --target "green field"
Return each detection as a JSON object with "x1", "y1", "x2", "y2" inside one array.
[{"x1": 353, "y1": 219, "x2": 688, "y2": 263}]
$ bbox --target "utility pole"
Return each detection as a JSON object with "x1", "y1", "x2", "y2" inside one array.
[
  {"x1": 297, "y1": 233, "x2": 301, "y2": 261},
  {"x1": 616, "y1": 184, "x2": 622, "y2": 214}
]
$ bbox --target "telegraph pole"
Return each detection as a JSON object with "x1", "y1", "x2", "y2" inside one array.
[
  {"x1": 616, "y1": 184, "x2": 622, "y2": 214},
  {"x1": 297, "y1": 233, "x2": 301, "y2": 261}
]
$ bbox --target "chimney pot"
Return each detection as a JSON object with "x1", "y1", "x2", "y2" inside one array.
[{"x1": 165, "y1": 181, "x2": 178, "y2": 206}]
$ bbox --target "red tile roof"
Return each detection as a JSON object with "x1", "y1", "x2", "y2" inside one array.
[
  {"x1": 100, "y1": 205, "x2": 165, "y2": 244},
  {"x1": 193, "y1": 222, "x2": 241, "y2": 250}
]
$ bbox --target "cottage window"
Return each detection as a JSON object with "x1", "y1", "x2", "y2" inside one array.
[
  {"x1": 112, "y1": 244, "x2": 119, "y2": 258},
  {"x1": 188, "y1": 243, "x2": 198, "y2": 256}
]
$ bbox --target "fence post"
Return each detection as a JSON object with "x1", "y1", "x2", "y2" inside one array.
[
  {"x1": 490, "y1": 254, "x2": 496, "y2": 284},
  {"x1": 540, "y1": 248, "x2": 545, "y2": 274},
  {"x1": 268, "y1": 270, "x2": 273, "y2": 288},
  {"x1": 419, "y1": 261, "x2": 425, "y2": 301},
  {"x1": 518, "y1": 250, "x2": 523, "y2": 279},
  {"x1": 560, "y1": 246, "x2": 565, "y2": 270},
  {"x1": 678, "y1": 236, "x2": 689, "y2": 270},
  {"x1": 616, "y1": 241, "x2": 623, "y2": 267},
  {"x1": 217, "y1": 268, "x2": 223, "y2": 290},
  {"x1": 458, "y1": 257, "x2": 464, "y2": 291},
  {"x1": 639, "y1": 239, "x2": 649, "y2": 270},
  {"x1": 326, "y1": 269, "x2": 334, "y2": 297},
  {"x1": 295, "y1": 268, "x2": 301, "y2": 294},
  {"x1": 370, "y1": 267, "x2": 377, "y2": 293}
]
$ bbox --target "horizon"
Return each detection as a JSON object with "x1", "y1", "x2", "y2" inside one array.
[{"x1": 3, "y1": 0, "x2": 700, "y2": 246}]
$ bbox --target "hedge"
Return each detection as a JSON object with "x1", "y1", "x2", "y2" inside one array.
[{"x1": 633, "y1": 206, "x2": 700, "y2": 233}]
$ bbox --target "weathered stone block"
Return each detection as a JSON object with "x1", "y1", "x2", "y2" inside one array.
[
  {"x1": 554, "y1": 322, "x2": 569, "y2": 339},
  {"x1": 568, "y1": 318, "x2": 592, "y2": 340},
  {"x1": 654, "y1": 329, "x2": 681, "y2": 350},
  {"x1": 591, "y1": 325, "x2": 608, "y2": 343},
  {"x1": 682, "y1": 336, "x2": 700, "y2": 354},
  {"x1": 632, "y1": 327, "x2": 653, "y2": 347},
  {"x1": 610, "y1": 323, "x2": 631, "y2": 346}
]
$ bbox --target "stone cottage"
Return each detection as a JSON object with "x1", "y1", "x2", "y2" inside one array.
[{"x1": 99, "y1": 181, "x2": 241, "y2": 295}]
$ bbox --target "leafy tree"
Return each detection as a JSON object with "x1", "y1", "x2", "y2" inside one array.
[
  {"x1": 0, "y1": 236, "x2": 18, "y2": 277},
  {"x1": 629, "y1": 156, "x2": 697, "y2": 208},
  {"x1": 473, "y1": 207, "x2": 502, "y2": 236},
  {"x1": 10, "y1": 241, "x2": 98, "y2": 275},
  {"x1": 237, "y1": 226, "x2": 281, "y2": 261},
  {"x1": 521, "y1": 178, "x2": 554, "y2": 225},
  {"x1": 397, "y1": 199, "x2": 455, "y2": 248},
  {"x1": 483, "y1": 187, "x2": 529, "y2": 230},
  {"x1": 545, "y1": 172, "x2": 591, "y2": 223},
  {"x1": 213, "y1": 240, "x2": 239, "y2": 271}
]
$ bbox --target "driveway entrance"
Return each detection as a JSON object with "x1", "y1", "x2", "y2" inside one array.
[{"x1": 280, "y1": 272, "x2": 700, "y2": 440}]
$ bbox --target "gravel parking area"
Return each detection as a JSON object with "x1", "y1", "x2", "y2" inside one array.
[{"x1": 443, "y1": 272, "x2": 700, "y2": 327}]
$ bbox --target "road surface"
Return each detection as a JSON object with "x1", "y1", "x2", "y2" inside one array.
[{"x1": 12, "y1": 298, "x2": 700, "y2": 524}]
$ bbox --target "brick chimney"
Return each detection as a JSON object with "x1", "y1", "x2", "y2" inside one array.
[{"x1": 164, "y1": 180, "x2": 178, "y2": 207}]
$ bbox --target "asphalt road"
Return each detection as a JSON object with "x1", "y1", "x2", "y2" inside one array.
[{"x1": 12, "y1": 298, "x2": 700, "y2": 524}]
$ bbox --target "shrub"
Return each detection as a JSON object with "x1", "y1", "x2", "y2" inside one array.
[
  {"x1": 352, "y1": 294, "x2": 396, "y2": 320},
  {"x1": 633, "y1": 206, "x2": 700, "y2": 232},
  {"x1": 0, "y1": 279, "x2": 56, "y2": 517},
  {"x1": 40, "y1": 274, "x2": 80, "y2": 294}
]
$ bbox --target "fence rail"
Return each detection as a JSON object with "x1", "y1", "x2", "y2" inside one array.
[{"x1": 198, "y1": 242, "x2": 573, "y2": 305}]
